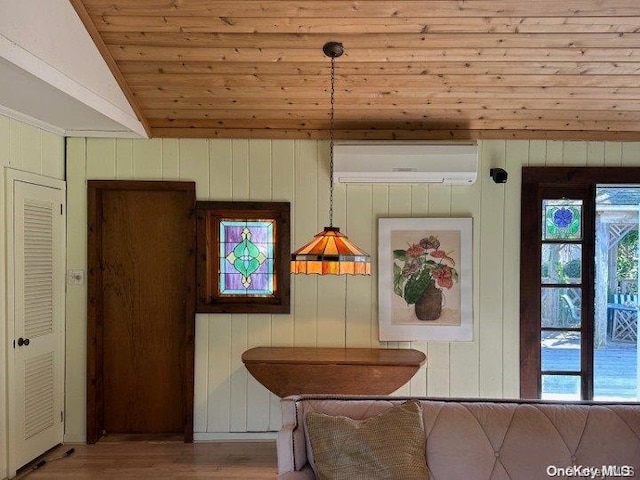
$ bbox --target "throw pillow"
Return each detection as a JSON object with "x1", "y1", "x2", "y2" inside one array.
[{"x1": 305, "y1": 400, "x2": 429, "y2": 480}]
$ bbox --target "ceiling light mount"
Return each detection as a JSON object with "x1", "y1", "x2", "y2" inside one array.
[{"x1": 323, "y1": 41, "x2": 344, "y2": 59}]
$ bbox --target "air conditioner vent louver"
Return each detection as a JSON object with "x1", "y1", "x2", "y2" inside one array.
[{"x1": 333, "y1": 141, "x2": 478, "y2": 185}]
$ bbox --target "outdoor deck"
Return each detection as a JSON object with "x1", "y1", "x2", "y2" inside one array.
[{"x1": 543, "y1": 337, "x2": 638, "y2": 400}]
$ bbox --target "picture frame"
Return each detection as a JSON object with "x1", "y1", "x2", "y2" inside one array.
[
  {"x1": 196, "y1": 201, "x2": 290, "y2": 314},
  {"x1": 378, "y1": 217, "x2": 473, "y2": 341}
]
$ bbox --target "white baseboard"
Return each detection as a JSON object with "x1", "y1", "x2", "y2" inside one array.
[
  {"x1": 63, "y1": 434, "x2": 86, "y2": 444},
  {"x1": 194, "y1": 432, "x2": 277, "y2": 442}
]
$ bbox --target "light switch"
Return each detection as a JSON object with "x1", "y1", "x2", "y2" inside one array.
[{"x1": 67, "y1": 269, "x2": 85, "y2": 285}]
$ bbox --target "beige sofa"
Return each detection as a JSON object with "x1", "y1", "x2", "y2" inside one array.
[{"x1": 277, "y1": 395, "x2": 640, "y2": 480}]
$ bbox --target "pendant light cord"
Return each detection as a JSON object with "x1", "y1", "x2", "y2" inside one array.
[{"x1": 329, "y1": 54, "x2": 336, "y2": 228}]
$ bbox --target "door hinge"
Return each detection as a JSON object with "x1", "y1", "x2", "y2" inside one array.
[
  {"x1": 61, "y1": 411, "x2": 64, "y2": 423},
  {"x1": 60, "y1": 203, "x2": 63, "y2": 215}
]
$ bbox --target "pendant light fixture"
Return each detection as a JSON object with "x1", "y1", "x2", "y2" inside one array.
[{"x1": 290, "y1": 42, "x2": 371, "y2": 275}]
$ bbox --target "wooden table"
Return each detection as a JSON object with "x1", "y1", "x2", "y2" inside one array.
[{"x1": 241, "y1": 347, "x2": 426, "y2": 397}]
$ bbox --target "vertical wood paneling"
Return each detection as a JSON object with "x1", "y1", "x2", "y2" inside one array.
[
  {"x1": 204, "y1": 139, "x2": 234, "y2": 432},
  {"x1": 9, "y1": 119, "x2": 23, "y2": 170},
  {"x1": 179, "y1": 139, "x2": 209, "y2": 197},
  {"x1": 41, "y1": 131, "x2": 64, "y2": 179},
  {"x1": 587, "y1": 142, "x2": 605, "y2": 166},
  {"x1": 209, "y1": 139, "x2": 232, "y2": 198},
  {"x1": 270, "y1": 140, "x2": 295, "y2": 349},
  {"x1": 132, "y1": 138, "x2": 162, "y2": 178},
  {"x1": 450, "y1": 166, "x2": 482, "y2": 397},
  {"x1": 271, "y1": 140, "x2": 294, "y2": 203},
  {"x1": 528, "y1": 140, "x2": 547, "y2": 166},
  {"x1": 207, "y1": 314, "x2": 231, "y2": 432},
  {"x1": 269, "y1": 140, "x2": 295, "y2": 430},
  {"x1": 204, "y1": 139, "x2": 233, "y2": 434},
  {"x1": 622, "y1": 143, "x2": 640, "y2": 166},
  {"x1": 232, "y1": 139, "x2": 250, "y2": 200},
  {"x1": 64, "y1": 135, "x2": 640, "y2": 441},
  {"x1": 0, "y1": 115, "x2": 10, "y2": 162},
  {"x1": 86, "y1": 138, "x2": 116, "y2": 178},
  {"x1": 546, "y1": 141, "x2": 564, "y2": 164},
  {"x1": 246, "y1": 313, "x2": 271, "y2": 431},
  {"x1": 562, "y1": 142, "x2": 587, "y2": 166},
  {"x1": 411, "y1": 186, "x2": 428, "y2": 217},
  {"x1": 479, "y1": 140, "x2": 506, "y2": 397},
  {"x1": 316, "y1": 276, "x2": 346, "y2": 347},
  {"x1": 293, "y1": 141, "x2": 318, "y2": 347},
  {"x1": 605, "y1": 142, "x2": 623, "y2": 166},
  {"x1": 502, "y1": 141, "x2": 528, "y2": 398},
  {"x1": 161, "y1": 138, "x2": 179, "y2": 179},
  {"x1": 248, "y1": 139, "x2": 272, "y2": 200},
  {"x1": 371, "y1": 186, "x2": 389, "y2": 349},
  {"x1": 115, "y1": 139, "x2": 133, "y2": 179},
  {"x1": 229, "y1": 314, "x2": 248, "y2": 432},
  {"x1": 345, "y1": 185, "x2": 373, "y2": 348},
  {"x1": 62, "y1": 139, "x2": 86, "y2": 442},
  {"x1": 388, "y1": 186, "x2": 412, "y2": 216},
  {"x1": 0, "y1": 116, "x2": 6, "y2": 476},
  {"x1": 181, "y1": 139, "x2": 211, "y2": 433},
  {"x1": 20, "y1": 124, "x2": 42, "y2": 174},
  {"x1": 316, "y1": 142, "x2": 331, "y2": 229}
]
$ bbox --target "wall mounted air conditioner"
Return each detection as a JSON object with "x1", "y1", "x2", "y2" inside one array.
[{"x1": 333, "y1": 141, "x2": 478, "y2": 185}]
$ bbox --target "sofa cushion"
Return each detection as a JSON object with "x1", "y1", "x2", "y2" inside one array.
[{"x1": 305, "y1": 399, "x2": 429, "y2": 480}]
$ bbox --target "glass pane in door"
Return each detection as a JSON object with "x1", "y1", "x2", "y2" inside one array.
[
  {"x1": 541, "y1": 331, "x2": 581, "y2": 372},
  {"x1": 541, "y1": 375, "x2": 580, "y2": 400},
  {"x1": 541, "y1": 288, "x2": 581, "y2": 328},
  {"x1": 541, "y1": 244, "x2": 582, "y2": 284},
  {"x1": 594, "y1": 186, "x2": 639, "y2": 401},
  {"x1": 542, "y1": 200, "x2": 583, "y2": 240}
]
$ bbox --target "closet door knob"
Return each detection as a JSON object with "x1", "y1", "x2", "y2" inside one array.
[{"x1": 17, "y1": 337, "x2": 30, "y2": 346}]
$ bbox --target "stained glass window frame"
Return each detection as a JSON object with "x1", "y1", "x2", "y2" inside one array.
[{"x1": 196, "y1": 201, "x2": 291, "y2": 314}]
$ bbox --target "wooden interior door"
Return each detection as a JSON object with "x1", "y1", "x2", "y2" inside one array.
[
  {"x1": 87, "y1": 181, "x2": 195, "y2": 443},
  {"x1": 7, "y1": 173, "x2": 65, "y2": 475}
]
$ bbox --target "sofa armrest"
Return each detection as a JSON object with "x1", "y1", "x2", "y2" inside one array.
[
  {"x1": 278, "y1": 464, "x2": 315, "y2": 480},
  {"x1": 277, "y1": 421, "x2": 296, "y2": 474},
  {"x1": 278, "y1": 397, "x2": 309, "y2": 475}
]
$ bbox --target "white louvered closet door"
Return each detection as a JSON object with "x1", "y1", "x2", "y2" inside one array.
[{"x1": 9, "y1": 179, "x2": 65, "y2": 473}]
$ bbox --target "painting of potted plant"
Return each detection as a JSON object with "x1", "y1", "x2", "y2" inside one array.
[
  {"x1": 378, "y1": 218, "x2": 472, "y2": 342},
  {"x1": 393, "y1": 235, "x2": 459, "y2": 321}
]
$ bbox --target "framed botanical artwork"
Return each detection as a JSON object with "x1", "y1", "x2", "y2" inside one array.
[
  {"x1": 378, "y1": 218, "x2": 473, "y2": 341},
  {"x1": 196, "y1": 201, "x2": 290, "y2": 313}
]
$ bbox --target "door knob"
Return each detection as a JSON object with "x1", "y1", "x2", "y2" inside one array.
[{"x1": 17, "y1": 337, "x2": 30, "y2": 346}]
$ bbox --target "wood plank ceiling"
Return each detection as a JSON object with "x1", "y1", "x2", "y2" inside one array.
[{"x1": 70, "y1": 1, "x2": 640, "y2": 140}]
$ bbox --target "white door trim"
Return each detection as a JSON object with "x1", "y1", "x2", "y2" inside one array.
[{"x1": 5, "y1": 168, "x2": 66, "y2": 478}]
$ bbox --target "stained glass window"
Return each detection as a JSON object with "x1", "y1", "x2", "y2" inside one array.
[
  {"x1": 219, "y1": 220, "x2": 275, "y2": 296},
  {"x1": 542, "y1": 200, "x2": 582, "y2": 240},
  {"x1": 196, "y1": 201, "x2": 290, "y2": 313}
]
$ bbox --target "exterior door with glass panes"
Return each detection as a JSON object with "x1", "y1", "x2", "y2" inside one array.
[{"x1": 521, "y1": 167, "x2": 640, "y2": 401}]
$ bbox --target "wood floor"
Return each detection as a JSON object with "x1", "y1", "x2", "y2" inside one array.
[{"x1": 17, "y1": 441, "x2": 277, "y2": 479}]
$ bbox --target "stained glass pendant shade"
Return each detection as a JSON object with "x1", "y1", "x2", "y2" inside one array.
[
  {"x1": 291, "y1": 226, "x2": 371, "y2": 275},
  {"x1": 290, "y1": 41, "x2": 371, "y2": 276}
]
